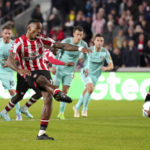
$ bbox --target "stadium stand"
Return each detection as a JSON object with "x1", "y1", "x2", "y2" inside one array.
[{"x1": 1, "y1": 0, "x2": 150, "y2": 69}]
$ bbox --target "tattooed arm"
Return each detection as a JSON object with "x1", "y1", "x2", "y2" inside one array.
[
  {"x1": 53, "y1": 42, "x2": 92, "y2": 53},
  {"x1": 8, "y1": 52, "x2": 31, "y2": 76}
]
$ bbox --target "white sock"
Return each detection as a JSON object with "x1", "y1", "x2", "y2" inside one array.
[
  {"x1": 38, "y1": 130, "x2": 46, "y2": 136},
  {"x1": 23, "y1": 105, "x2": 28, "y2": 110}
]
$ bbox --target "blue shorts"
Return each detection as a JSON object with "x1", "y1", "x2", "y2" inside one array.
[
  {"x1": 0, "y1": 74, "x2": 15, "y2": 90},
  {"x1": 53, "y1": 71, "x2": 73, "y2": 87},
  {"x1": 81, "y1": 70, "x2": 99, "y2": 87}
]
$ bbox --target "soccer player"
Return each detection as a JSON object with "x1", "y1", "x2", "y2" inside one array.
[
  {"x1": 52, "y1": 26, "x2": 89, "y2": 120},
  {"x1": 0, "y1": 20, "x2": 91, "y2": 140},
  {"x1": 73, "y1": 34, "x2": 114, "y2": 117},
  {"x1": 0, "y1": 49, "x2": 74, "y2": 121},
  {"x1": 0, "y1": 25, "x2": 22, "y2": 120},
  {"x1": 142, "y1": 89, "x2": 150, "y2": 117}
]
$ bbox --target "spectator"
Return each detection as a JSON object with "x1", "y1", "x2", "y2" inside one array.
[
  {"x1": 49, "y1": 26, "x2": 64, "y2": 41},
  {"x1": 122, "y1": 40, "x2": 140, "y2": 67},
  {"x1": 113, "y1": 17, "x2": 127, "y2": 37},
  {"x1": 119, "y1": 0, "x2": 127, "y2": 15},
  {"x1": 74, "y1": 10, "x2": 86, "y2": 27},
  {"x1": 111, "y1": 47, "x2": 122, "y2": 71},
  {"x1": 126, "y1": 27, "x2": 135, "y2": 41},
  {"x1": 82, "y1": 15, "x2": 92, "y2": 43},
  {"x1": 125, "y1": 0, "x2": 137, "y2": 17},
  {"x1": 47, "y1": 8, "x2": 61, "y2": 35},
  {"x1": 137, "y1": 33, "x2": 146, "y2": 66},
  {"x1": 103, "y1": 21, "x2": 114, "y2": 45},
  {"x1": 31, "y1": 4, "x2": 43, "y2": 23},
  {"x1": 92, "y1": 8, "x2": 105, "y2": 35},
  {"x1": 143, "y1": 40, "x2": 150, "y2": 67},
  {"x1": 3, "y1": 1, "x2": 12, "y2": 16},
  {"x1": 113, "y1": 29, "x2": 126, "y2": 49}
]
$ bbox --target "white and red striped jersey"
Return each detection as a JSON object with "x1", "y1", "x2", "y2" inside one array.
[{"x1": 10, "y1": 35, "x2": 55, "y2": 71}]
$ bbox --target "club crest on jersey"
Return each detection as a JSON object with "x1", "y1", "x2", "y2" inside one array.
[
  {"x1": 37, "y1": 43, "x2": 42, "y2": 48},
  {"x1": 100, "y1": 56, "x2": 104, "y2": 60}
]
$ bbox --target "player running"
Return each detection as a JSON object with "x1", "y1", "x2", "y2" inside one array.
[
  {"x1": 73, "y1": 34, "x2": 114, "y2": 117},
  {"x1": 0, "y1": 19, "x2": 91, "y2": 140},
  {"x1": 0, "y1": 25, "x2": 22, "y2": 120},
  {"x1": 52, "y1": 26, "x2": 89, "y2": 120}
]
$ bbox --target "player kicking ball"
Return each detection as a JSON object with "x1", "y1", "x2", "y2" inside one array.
[
  {"x1": 73, "y1": 34, "x2": 114, "y2": 117},
  {"x1": 0, "y1": 19, "x2": 91, "y2": 140}
]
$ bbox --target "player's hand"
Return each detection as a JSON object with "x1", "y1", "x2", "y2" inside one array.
[
  {"x1": 18, "y1": 69, "x2": 31, "y2": 76},
  {"x1": 2, "y1": 61, "x2": 9, "y2": 68},
  {"x1": 101, "y1": 66, "x2": 107, "y2": 71},
  {"x1": 51, "y1": 67, "x2": 56, "y2": 75},
  {"x1": 85, "y1": 69, "x2": 89, "y2": 77},
  {"x1": 65, "y1": 62, "x2": 74, "y2": 66},
  {"x1": 81, "y1": 48, "x2": 92, "y2": 53}
]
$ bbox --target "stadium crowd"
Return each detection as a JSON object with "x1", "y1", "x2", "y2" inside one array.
[
  {"x1": 45, "y1": 0, "x2": 150, "y2": 69},
  {"x1": 1, "y1": 0, "x2": 150, "y2": 69},
  {"x1": 0, "y1": 0, "x2": 30, "y2": 23}
]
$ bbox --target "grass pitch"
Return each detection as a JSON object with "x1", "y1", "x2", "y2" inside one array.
[{"x1": 0, "y1": 99, "x2": 150, "y2": 150}]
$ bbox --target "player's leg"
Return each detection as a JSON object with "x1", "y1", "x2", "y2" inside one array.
[
  {"x1": 57, "y1": 74, "x2": 72, "y2": 120},
  {"x1": 37, "y1": 91, "x2": 54, "y2": 140},
  {"x1": 0, "y1": 93, "x2": 24, "y2": 121},
  {"x1": 0, "y1": 74, "x2": 28, "y2": 121},
  {"x1": 20, "y1": 92, "x2": 42, "y2": 119},
  {"x1": 58, "y1": 85, "x2": 70, "y2": 120},
  {"x1": 8, "y1": 89, "x2": 22, "y2": 121},
  {"x1": 73, "y1": 88, "x2": 87, "y2": 117},
  {"x1": 81, "y1": 82, "x2": 94, "y2": 117},
  {"x1": 145, "y1": 87, "x2": 150, "y2": 102},
  {"x1": 35, "y1": 74, "x2": 72, "y2": 103},
  {"x1": 73, "y1": 72, "x2": 93, "y2": 117}
]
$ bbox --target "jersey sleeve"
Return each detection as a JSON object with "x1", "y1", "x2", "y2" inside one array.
[
  {"x1": 105, "y1": 50, "x2": 113, "y2": 64},
  {"x1": 10, "y1": 38, "x2": 21, "y2": 53},
  {"x1": 44, "y1": 50, "x2": 65, "y2": 65},
  {"x1": 39, "y1": 36, "x2": 56, "y2": 47}
]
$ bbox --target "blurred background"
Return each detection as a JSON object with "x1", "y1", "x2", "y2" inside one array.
[{"x1": 0, "y1": 0, "x2": 150, "y2": 100}]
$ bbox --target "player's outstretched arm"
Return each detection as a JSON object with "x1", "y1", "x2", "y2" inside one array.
[
  {"x1": 8, "y1": 52, "x2": 31, "y2": 76},
  {"x1": 53, "y1": 42, "x2": 92, "y2": 53},
  {"x1": 101, "y1": 62, "x2": 114, "y2": 71}
]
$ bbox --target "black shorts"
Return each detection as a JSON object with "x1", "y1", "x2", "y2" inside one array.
[
  {"x1": 16, "y1": 73, "x2": 30, "y2": 96},
  {"x1": 25, "y1": 70, "x2": 52, "y2": 92}
]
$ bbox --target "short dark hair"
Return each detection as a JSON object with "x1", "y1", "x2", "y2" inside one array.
[
  {"x1": 73, "y1": 26, "x2": 84, "y2": 33},
  {"x1": 2, "y1": 25, "x2": 12, "y2": 30},
  {"x1": 95, "y1": 34, "x2": 104, "y2": 39},
  {"x1": 28, "y1": 19, "x2": 41, "y2": 25}
]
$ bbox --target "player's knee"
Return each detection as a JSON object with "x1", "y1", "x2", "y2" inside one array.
[
  {"x1": 87, "y1": 87, "x2": 93, "y2": 94},
  {"x1": 36, "y1": 75, "x2": 48, "y2": 87},
  {"x1": 32, "y1": 93, "x2": 42, "y2": 99},
  {"x1": 87, "y1": 84, "x2": 94, "y2": 94}
]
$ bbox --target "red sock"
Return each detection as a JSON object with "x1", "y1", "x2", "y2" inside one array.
[
  {"x1": 5, "y1": 101, "x2": 15, "y2": 112},
  {"x1": 25, "y1": 98, "x2": 37, "y2": 108},
  {"x1": 53, "y1": 89, "x2": 61, "y2": 95}
]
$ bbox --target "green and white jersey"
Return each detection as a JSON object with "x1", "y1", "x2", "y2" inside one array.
[
  {"x1": 87, "y1": 46, "x2": 112, "y2": 78},
  {"x1": 55, "y1": 37, "x2": 88, "y2": 74},
  {"x1": 0, "y1": 38, "x2": 14, "y2": 75}
]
